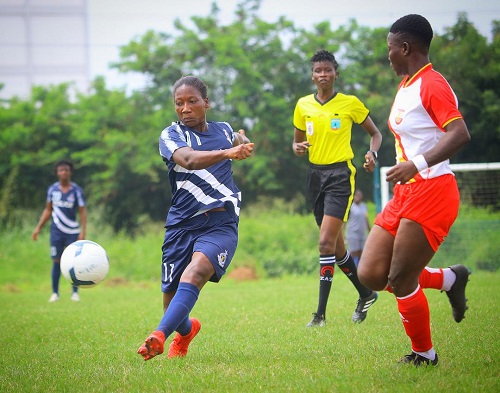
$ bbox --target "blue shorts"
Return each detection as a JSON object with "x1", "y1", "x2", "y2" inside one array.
[
  {"x1": 50, "y1": 229, "x2": 79, "y2": 260},
  {"x1": 161, "y1": 210, "x2": 238, "y2": 293}
]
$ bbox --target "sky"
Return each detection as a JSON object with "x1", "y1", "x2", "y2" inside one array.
[{"x1": 88, "y1": 0, "x2": 500, "y2": 90}]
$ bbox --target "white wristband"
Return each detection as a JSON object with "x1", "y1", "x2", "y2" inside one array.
[{"x1": 411, "y1": 154, "x2": 428, "y2": 172}]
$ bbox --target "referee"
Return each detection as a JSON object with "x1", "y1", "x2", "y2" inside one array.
[{"x1": 292, "y1": 50, "x2": 382, "y2": 327}]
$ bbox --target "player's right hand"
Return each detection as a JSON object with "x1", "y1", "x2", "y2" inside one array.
[{"x1": 294, "y1": 141, "x2": 311, "y2": 156}]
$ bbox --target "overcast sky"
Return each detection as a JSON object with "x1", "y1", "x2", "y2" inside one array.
[{"x1": 88, "y1": 0, "x2": 499, "y2": 89}]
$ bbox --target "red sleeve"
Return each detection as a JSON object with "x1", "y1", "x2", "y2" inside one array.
[{"x1": 420, "y1": 72, "x2": 463, "y2": 130}]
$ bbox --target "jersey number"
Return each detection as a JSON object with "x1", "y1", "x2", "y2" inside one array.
[{"x1": 163, "y1": 262, "x2": 174, "y2": 282}]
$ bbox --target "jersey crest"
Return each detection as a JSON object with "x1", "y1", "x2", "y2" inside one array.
[{"x1": 330, "y1": 117, "x2": 341, "y2": 130}]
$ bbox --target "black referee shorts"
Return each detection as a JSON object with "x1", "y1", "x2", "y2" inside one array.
[{"x1": 307, "y1": 161, "x2": 356, "y2": 226}]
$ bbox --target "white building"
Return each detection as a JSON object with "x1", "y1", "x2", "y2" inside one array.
[{"x1": 0, "y1": 0, "x2": 90, "y2": 100}]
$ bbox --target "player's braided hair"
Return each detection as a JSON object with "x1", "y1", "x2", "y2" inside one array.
[
  {"x1": 310, "y1": 50, "x2": 339, "y2": 70},
  {"x1": 173, "y1": 75, "x2": 208, "y2": 99},
  {"x1": 390, "y1": 14, "x2": 433, "y2": 50}
]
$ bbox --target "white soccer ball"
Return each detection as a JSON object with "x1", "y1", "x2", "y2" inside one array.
[{"x1": 60, "y1": 240, "x2": 109, "y2": 288}]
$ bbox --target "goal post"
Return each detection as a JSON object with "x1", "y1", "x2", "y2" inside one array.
[{"x1": 379, "y1": 162, "x2": 500, "y2": 209}]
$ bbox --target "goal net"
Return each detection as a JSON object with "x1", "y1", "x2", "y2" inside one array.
[{"x1": 379, "y1": 163, "x2": 500, "y2": 271}]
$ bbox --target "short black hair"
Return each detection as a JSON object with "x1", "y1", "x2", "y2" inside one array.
[
  {"x1": 390, "y1": 14, "x2": 433, "y2": 50},
  {"x1": 54, "y1": 159, "x2": 73, "y2": 173},
  {"x1": 173, "y1": 75, "x2": 208, "y2": 99},
  {"x1": 310, "y1": 50, "x2": 339, "y2": 70}
]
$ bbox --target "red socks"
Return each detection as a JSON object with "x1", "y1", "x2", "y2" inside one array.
[
  {"x1": 384, "y1": 267, "x2": 444, "y2": 293},
  {"x1": 396, "y1": 285, "x2": 432, "y2": 352},
  {"x1": 418, "y1": 267, "x2": 444, "y2": 290}
]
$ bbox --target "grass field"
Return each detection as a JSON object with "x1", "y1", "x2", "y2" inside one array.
[
  {"x1": 1, "y1": 208, "x2": 499, "y2": 393},
  {"x1": 1, "y1": 271, "x2": 499, "y2": 392}
]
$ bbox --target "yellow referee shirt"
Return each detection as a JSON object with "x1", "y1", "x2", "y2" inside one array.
[{"x1": 293, "y1": 92, "x2": 369, "y2": 165}]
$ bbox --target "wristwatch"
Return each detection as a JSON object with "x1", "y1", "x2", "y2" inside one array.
[{"x1": 368, "y1": 150, "x2": 378, "y2": 160}]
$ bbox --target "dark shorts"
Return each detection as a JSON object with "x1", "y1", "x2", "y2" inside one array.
[
  {"x1": 307, "y1": 161, "x2": 356, "y2": 226},
  {"x1": 50, "y1": 229, "x2": 79, "y2": 261},
  {"x1": 161, "y1": 210, "x2": 238, "y2": 293}
]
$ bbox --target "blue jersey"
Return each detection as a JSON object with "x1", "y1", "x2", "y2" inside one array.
[
  {"x1": 46, "y1": 182, "x2": 86, "y2": 235},
  {"x1": 159, "y1": 121, "x2": 242, "y2": 227}
]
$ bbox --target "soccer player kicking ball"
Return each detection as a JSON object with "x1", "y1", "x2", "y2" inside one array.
[
  {"x1": 137, "y1": 76, "x2": 254, "y2": 360},
  {"x1": 357, "y1": 14, "x2": 471, "y2": 366}
]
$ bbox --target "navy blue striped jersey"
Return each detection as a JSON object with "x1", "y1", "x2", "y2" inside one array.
[
  {"x1": 159, "y1": 121, "x2": 242, "y2": 227},
  {"x1": 46, "y1": 182, "x2": 86, "y2": 234}
]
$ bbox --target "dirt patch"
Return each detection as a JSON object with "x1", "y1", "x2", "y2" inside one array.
[
  {"x1": 227, "y1": 266, "x2": 258, "y2": 281},
  {"x1": 104, "y1": 276, "x2": 130, "y2": 287},
  {"x1": 2, "y1": 284, "x2": 21, "y2": 293}
]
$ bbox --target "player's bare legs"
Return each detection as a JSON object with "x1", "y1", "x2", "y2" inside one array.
[
  {"x1": 357, "y1": 225, "x2": 393, "y2": 290},
  {"x1": 389, "y1": 219, "x2": 435, "y2": 296},
  {"x1": 307, "y1": 215, "x2": 375, "y2": 327},
  {"x1": 318, "y1": 216, "x2": 342, "y2": 253},
  {"x1": 359, "y1": 219, "x2": 438, "y2": 365}
]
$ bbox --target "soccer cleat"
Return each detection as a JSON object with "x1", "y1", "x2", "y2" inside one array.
[
  {"x1": 49, "y1": 293, "x2": 59, "y2": 303},
  {"x1": 444, "y1": 264, "x2": 471, "y2": 322},
  {"x1": 137, "y1": 330, "x2": 166, "y2": 361},
  {"x1": 399, "y1": 352, "x2": 439, "y2": 367},
  {"x1": 352, "y1": 291, "x2": 378, "y2": 323},
  {"x1": 306, "y1": 313, "x2": 326, "y2": 327},
  {"x1": 168, "y1": 318, "x2": 201, "y2": 358},
  {"x1": 70, "y1": 292, "x2": 80, "y2": 302}
]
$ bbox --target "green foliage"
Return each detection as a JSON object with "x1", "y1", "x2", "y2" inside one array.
[
  {"x1": 432, "y1": 13, "x2": 500, "y2": 164},
  {"x1": 433, "y1": 205, "x2": 500, "y2": 272},
  {"x1": 0, "y1": 2, "x2": 498, "y2": 235},
  {"x1": 1, "y1": 202, "x2": 497, "y2": 292},
  {"x1": 236, "y1": 198, "x2": 319, "y2": 278}
]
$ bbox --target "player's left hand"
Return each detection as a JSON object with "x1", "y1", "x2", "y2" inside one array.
[
  {"x1": 363, "y1": 152, "x2": 376, "y2": 173},
  {"x1": 233, "y1": 129, "x2": 250, "y2": 146},
  {"x1": 230, "y1": 142, "x2": 254, "y2": 160}
]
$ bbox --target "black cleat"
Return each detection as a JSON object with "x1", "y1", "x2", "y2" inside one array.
[
  {"x1": 444, "y1": 265, "x2": 471, "y2": 323},
  {"x1": 400, "y1": 352, "x2": 439, "y2": 367},
  {"x1": 352, "y1": 291, "x2": 378, "y2": 323},
  {"x1": 306, "y1": 313, "x2": 325, "y2": 327}
]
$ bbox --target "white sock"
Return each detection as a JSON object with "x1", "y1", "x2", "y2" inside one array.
[
  {"x1": 441, "y1": 268, "x2": 457, "y2": 291},
  {"x1": 415, "y1": 348, "x2": 436, "y2": 361}
]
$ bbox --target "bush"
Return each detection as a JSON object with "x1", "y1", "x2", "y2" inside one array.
[{"x1": 1, "y1": 201, "x2": 498, "y2": 288}]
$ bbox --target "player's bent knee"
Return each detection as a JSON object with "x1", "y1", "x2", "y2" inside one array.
[{"x1": 358, "y1": 264, "x2": 388, "y2": 291}]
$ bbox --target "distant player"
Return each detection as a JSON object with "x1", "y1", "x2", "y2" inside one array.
[
  {"x1": 292, "y1": 50, "x2": 383, "y2": 327},
  {"x1": 346, "y1": 189, "x2": 370, "y2": 266},
  {"x1": 358, "y1": 14, "x2": 472, "y2": 366},
  {"x1": 32, "y1": 160, "x2": 87, "y2": 302}
]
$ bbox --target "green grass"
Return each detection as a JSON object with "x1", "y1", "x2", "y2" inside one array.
[
  {"x1": 1, "y1": 273, "x2": 499, "y2": 392},
  {"x1": 1, "y1": 208, "x2": 499, "y2": 392}
]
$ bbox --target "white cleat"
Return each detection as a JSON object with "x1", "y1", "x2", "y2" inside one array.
[{"x1": 49, "y1": 293, "x2": 59, "y2": 303}]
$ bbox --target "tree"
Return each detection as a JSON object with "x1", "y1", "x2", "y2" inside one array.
[
  {"x1": 70, "y1": 77, "x2": 170, "y2": 233},
  {"x1": 0, "y1": 84, "x2": 77, "y2": 222},
  {"x1": 431, "y1": 13, "x2": 500, "y2": 163},
  {"x1": 1, "y1": 4, "x2": 497, "y2": 233}
]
